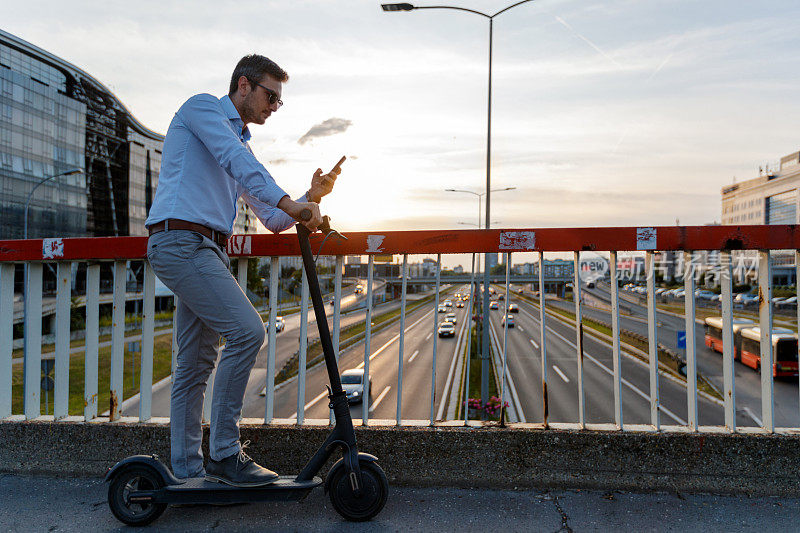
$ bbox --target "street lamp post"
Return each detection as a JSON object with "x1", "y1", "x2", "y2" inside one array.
[
  {"x1": 386, "y1": 1, "x2": 534, "y2": 412},
  {"x1": 22, "y1": 168, "x2": 83, "y2": 411},
  {"x1": 446, "y1": 187, "x2": 515, "y2": 411}
]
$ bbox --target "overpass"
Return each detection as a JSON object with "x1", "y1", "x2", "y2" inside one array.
[{"x1": 3, "y1": 225, "x2": 800, "y2": 502}]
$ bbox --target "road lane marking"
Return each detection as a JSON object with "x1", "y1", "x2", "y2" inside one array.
[
  {"x1": 517, "y1": 305, "x2": 688, "y2": 425},
  {"x1": 289, "y1": 389, "x2": 328, "y2": 420},
  {"x1": 523, "y1": 308, "x2": 687, "y2": 426},
  {"x1": 425, "y1": 332, "x2": 433, "y2": 341},
  {"x1": 408, "y1": 349, "x2": 420, "y2": 363},
  {"x1": 357, "y1": 310, "x2": 433, "y2": 370},
  {"x1": 552, "y1": 365, "x2": 570, "y2": 383},
  {"x1": 487, "y1": 320, "x2": 525, "y2": 423},
  {"x1": 743, "y1": 406, "x2": 762, "y2": 426},
  {"x1": 529, "y1": 338, "x2": 539, "y2": 349},
  {"x1": 369, "y1": 386, "x2": 391, "y2": 413},
  {"x1": 517, "y1": 326, "x2": 524, "y2": 332}
]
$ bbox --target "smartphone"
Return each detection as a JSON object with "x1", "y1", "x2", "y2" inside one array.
[{"x1": 331, "y1": 156, "x2": 346, "y2": 173}]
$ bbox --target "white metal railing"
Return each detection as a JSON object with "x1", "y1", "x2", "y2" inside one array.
[{"x1": 2, "y1": 226, "x2": 800, "y2": 436}]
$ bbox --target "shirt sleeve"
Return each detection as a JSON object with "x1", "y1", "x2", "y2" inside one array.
[
  {"x1": 242, "y1": 191, "x2": 309, "y2": 234},
  {"x1": 177, "y1": 94, "x2": 289, "y2": 207}
]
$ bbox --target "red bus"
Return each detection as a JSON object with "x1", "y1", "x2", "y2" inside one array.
[
  {"x1": 738, "y1": 327, "x2": 798, "y2": 377},
  {"x1": 703, "y1": 316, "x2": 754, "y2": 360}
]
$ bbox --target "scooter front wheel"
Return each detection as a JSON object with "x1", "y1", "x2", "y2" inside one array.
[
  {"x1": 108, "y1": 465, "x2": 168, "y2": 526},
  {"x1": 328, "y1": 459, "x2": 389, "y2": 521}
]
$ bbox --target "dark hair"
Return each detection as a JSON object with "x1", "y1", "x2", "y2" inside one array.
[{"x1": 228, "y1": 54, "x2": 289, "y2": 95}]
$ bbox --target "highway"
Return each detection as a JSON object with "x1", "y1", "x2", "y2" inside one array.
[
  {"x1": 487, "y1": 286, "x2": 721, "y2": 427},
  {"x1": 123, "y1": 273, "x2": 800, "y2": 430},
  {"x1": 573, "y1": 282, "x2": 800, "y2": 428}
]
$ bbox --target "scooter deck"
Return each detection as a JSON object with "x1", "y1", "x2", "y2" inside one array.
[{"x1": 150, "y1": 476, "x2": 323, "y2": 505}]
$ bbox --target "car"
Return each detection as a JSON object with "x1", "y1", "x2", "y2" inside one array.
[
  {"x1": 274, "y1": 316, "x2": 285, "y2": 332},
  {"x1": 437, "y1": 321, "x2": 456, "y2": 337},
  {"x1": 497, "y1": 294, "x2": 504, "y2": 301},
  {"x1": 696, "y1": 290, "x2": 716, "y2": 300},
  {"x1": 444, "y1": 299, "x2": 453, "y2": 307},
  {"x1": 501, "y1": 314, "x2": 515, "y2": 327},
  {"x1": 517, "y1": 288, "x2": 524, "y2": 294},
  {"x1": 341, "y1": 369, "x2": 372, "y2": 404},
  {"x1": 438, "y1": 305, "x2": 447, "y2": 313},
  {"x1": 489, "y1": 301, "x2": 499, "y2": 310},
  {"x1": 507, "y1": 303, "x2": 519, "y2": 313},
  {"x1": 735, "y1": 293, "x2": 758, "y2": 305},
  {"x1": 444, "y1": 312, "x2": 457, "y2": 325},
  {"x1": 354, "y1": 283, "x2": 363, "y2": 294},
  {"x1": 778, "y1": 296, "x2": 797, "y2": 308},
  {"x1": 772, "y1": 296, "x2": 787, "y2": 305},
  {"x1": 456, "y1": 301, "x2": 464, "y2": 308}
]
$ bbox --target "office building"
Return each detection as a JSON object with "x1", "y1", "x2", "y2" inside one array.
[{"x1": 0, "y1": 29, "x2": 165, "y2": 239}]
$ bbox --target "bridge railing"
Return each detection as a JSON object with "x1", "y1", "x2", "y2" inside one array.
[{"x1": 1, "y1": 225, "x2": 798, "y2": 433}]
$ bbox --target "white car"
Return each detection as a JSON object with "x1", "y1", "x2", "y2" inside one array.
[
  {"x1": 265, "y1": 316, "x2": 285, "y2": 333},
  {"x1": 341, "y1": 369, "x2": 372, "y2": 404},
  {"x1": 437, "y1": 321, "x2": 456, "y2": 338},
  {"x1": 438, "y1": 305, "x2": 447, "y2": 313},
  {"x1": 501, "y1": 314, "x2": 515, "y2": 327},
  {"x1": 444, "y1": 299, "x2": 453, "y2": 307},
  {"x1": 444, "y1": 312, "x2": 457, "y2": 325}
]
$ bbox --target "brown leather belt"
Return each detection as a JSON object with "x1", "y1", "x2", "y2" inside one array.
[{"x1": 147, "y1": 219, "x2": 229, "y2": 248}]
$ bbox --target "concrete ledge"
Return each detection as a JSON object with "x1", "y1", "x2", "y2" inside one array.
[{"x1": 3, "y1": 420, "x2": 800, "y2": 496}]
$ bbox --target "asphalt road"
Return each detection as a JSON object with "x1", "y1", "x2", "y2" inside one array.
[
  {"x1": 7, "y1": 473, "x2": 800, "y2": 532},
  {"x1": 577, "y1": 281, "x2": 800, "y2": 428},
  {"x1": 488, "y1": 287, "x2": 723, "y2": 427},
  {"x1": 257, "y1": 289, "x2": 469, "y2": 422}
]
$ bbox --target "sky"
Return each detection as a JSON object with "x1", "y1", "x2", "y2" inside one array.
[{"x1": 4, "y1": 0, "x2": 800, "y2": 267}]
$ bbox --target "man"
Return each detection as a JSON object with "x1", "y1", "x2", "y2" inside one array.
[{"x1": 145, "y1": 54, "x2": 338, "y2": 487}]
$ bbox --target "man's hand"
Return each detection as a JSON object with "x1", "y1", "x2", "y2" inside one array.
[
  {"x1": 277, "y1": 197, "x2": 322, "y2": 232},
  {"x1": 307, "y1": 164, "x2": 341, "y2": 203}
]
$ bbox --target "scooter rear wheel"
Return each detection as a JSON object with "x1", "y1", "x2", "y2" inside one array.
[
  {"x1": 328, "y1": 459, "x2": 389, "y2": 521},
  {"x1": 108, "y1": 466, "x2": 168, "y2": 526}
]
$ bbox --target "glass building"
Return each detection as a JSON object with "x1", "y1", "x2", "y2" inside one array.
[{"x1": 0, "y1": 29, "x2": 163, "y2": 239}]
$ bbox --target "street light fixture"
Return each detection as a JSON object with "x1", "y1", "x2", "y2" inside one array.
[
  {"x1": 446, "y1": 187, "x2": 516, "y2": 230},
  {"x1": 387, "y1": 0, "x2": 535, "y2": 412},
  {"x1": 23, "y1": 168, "x2": 84, "y2": 240},
  {"x1": 381, "y1": 3, "x2": 414, "y2": 11}
]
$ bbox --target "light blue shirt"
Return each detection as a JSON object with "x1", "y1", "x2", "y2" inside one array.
[{"x1": 145, "y1": 94, "x2": 303, "y2": 234}]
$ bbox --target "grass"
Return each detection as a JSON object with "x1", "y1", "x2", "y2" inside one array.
[{"x1": 12, "y1": 331, "x2": 176, "y2": 416}]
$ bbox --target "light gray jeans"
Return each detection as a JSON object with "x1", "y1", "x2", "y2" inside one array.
[{"x1": 146, "y1": 229, "x2": 265, "y2": 479}]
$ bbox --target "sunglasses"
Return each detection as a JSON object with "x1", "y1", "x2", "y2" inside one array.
[{"x1": 251, "y1": 80, "x2": 283, "y2": 107}]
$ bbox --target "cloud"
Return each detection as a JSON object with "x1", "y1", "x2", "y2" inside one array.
[
  {"x1": 269, "y1": 158, "x2": 288, "y2": 165},
  {"x1": 297, "y1": 118, "x2": 353, "y2": 145}
]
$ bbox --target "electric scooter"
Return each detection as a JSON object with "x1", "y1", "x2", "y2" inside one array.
[{"x1": 105, "y1": 213, "x2": 389, "y2": 525}]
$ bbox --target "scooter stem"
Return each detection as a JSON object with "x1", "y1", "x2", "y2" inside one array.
[{"x1": 296, "y1": 224, "x2": 344, "y2": 395}]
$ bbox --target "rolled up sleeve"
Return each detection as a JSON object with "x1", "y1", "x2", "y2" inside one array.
[{"x1": 242, "y1": 192, "x2": 308, "y2": 234}]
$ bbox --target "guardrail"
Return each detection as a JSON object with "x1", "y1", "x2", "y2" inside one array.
[{"x1": 1, "y1": 225, "x2": 799, "y2": 434}]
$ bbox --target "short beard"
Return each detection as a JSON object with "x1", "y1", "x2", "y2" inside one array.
[{"x1": 241, "y1": 95, "x2": 261, "y2": 124}]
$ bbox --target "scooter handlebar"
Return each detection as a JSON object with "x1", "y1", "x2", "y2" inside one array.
[{"x1": 297, "y1": 209, "x2": 332, "y2": 234}]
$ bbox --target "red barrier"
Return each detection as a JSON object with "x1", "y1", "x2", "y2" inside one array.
[{"x1": 0, "y1": 225, "x2": 797, "y2": 262}]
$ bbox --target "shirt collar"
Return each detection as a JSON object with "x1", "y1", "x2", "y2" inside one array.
[{"x1": 220, "y1": 95, "x2": 251, "y2": 141}]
